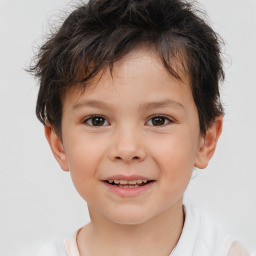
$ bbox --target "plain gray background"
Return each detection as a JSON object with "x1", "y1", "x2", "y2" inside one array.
[{"x1": 0, "y1": 0, "x2": 255, "y2": 255}]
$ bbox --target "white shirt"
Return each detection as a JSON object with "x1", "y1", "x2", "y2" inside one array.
[{"x1": 33, "y1": 204, "x2": 255, "y2": 256}]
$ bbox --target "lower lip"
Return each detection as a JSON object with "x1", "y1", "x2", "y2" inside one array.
[{"x1": 102, "y1": 181, "x2": 155, "y2": 197}]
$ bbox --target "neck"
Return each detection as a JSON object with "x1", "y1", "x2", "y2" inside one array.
[{"x1": 77, "y1": 199, "x2": 185, "y2": 256}]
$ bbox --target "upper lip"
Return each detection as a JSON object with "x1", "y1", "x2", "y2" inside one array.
[{"x1": 103, "y1": 174, "x2": 153, "y2": 181}]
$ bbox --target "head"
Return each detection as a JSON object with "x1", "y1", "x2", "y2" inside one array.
[
  {"x1": 30, "y1": 0, "x2": 224, "y2": 224},
  {"x1": 31, "y1": 0, "x2": 224, "y2": 138}
]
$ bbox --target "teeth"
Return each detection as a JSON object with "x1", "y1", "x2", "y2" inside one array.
[
  {"x1": 127, "y1": 180, "x2": 137, "y2": 185},
  {"x1": 117, "y1": 185, "x2": 139, "y2": 188},
  {"x1": 108, "y1": 179, "x2": 150, "y2": 185}
]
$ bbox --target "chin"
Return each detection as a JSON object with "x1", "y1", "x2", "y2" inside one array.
[
  {"x1": 88, "y1": 203, "x2": 155, "y2": 225},
  {"x1": 106, "y1": 209, "x2": 152, "y2": 225},
  {"x1": 109, "y1": 217, "x2": 149, "y2": 225}
]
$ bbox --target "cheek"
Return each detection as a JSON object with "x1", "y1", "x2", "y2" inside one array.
[
  {"x1": 154, "y1": 131, "x2": 197, "y2": 171},
  {"x1": 151, "y1": 129, "x2": 198, "y2": 192},
  {"x1": 63, "y1": 135, "x2": 105, "y2": 193},
  {"x1": 65, "y1": 130, "x2": 104, "y2": 168}
]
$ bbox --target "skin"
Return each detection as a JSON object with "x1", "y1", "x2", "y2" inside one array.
[{"x1": 45, "y1": 48, "x2": 223, "y2": 256}]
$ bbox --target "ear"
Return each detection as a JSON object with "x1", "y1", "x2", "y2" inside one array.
[
  {"x1": 194, "y1": 115, "x2": 223, "y2": 169},
  {"x1": 44, "y1": 123, "x2": 69, "y2": 172}
]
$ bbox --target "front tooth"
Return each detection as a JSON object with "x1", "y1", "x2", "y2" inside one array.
[
  {"x1": 120, "y1": 180, "x2": 128, "y2": 184},
  {"x1": 128, "y1": 180, "x2": 137, "y2": 185},
  {"x1": 114, "y1": 180, "x2": 120, "y2": 184}
]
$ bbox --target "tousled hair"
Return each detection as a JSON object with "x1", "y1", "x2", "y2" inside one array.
[{"x1": 29, "y1": 0, "x2": 225, "y2": 137}]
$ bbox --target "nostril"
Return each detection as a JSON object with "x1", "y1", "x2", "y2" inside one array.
[{"x1": 114, "y1": 156, "x2": 140, "y2": 160}]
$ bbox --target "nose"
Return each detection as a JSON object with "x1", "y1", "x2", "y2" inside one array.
[{"x1": 108, "y1": 126, "x2": 146, "y2": 163}]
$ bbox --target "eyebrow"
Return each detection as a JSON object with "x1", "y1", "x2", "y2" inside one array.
[
  {"x1": 73, "y1": 99, "x2": 184, "y2": 111},
  {"x1": 140, "y1": 99, "x2": 184, "y2": 111}
]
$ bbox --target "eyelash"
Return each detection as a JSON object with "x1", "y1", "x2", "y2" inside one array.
[{"x1": 82, "y1": 114, "x2": 174, "y2": 127}]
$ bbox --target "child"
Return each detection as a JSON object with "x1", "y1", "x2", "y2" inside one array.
[{"x1": 30, "y1": 0, "x2": 254, "y2": 255}]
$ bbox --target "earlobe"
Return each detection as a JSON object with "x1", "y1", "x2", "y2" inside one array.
[
  {"x1": 194, "y1": 116, "x2": 223, "y2": 169},
  {"x1": 44, "y1": 124, "x2": 69, "y2": 172}
]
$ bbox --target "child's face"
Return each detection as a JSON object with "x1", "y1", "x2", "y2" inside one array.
[{"x1": 48, "y1": 48, "x2": 214, "y2": 225}]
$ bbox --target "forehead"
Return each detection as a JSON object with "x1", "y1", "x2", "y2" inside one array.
[{"x1": 63, "y1": 47, "x2": 192, "y2": 107}]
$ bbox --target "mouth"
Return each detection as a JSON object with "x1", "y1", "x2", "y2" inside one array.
[
  {"x1": 102, "y1": 176, "x2": 155, "y2": 197},
  {"x1": 104, "y1": 179, "x2": 154, "y2": 188}
]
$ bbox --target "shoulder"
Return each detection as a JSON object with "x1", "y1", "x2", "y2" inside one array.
[
  {"x1": 175, "y1": 204, "x2": 253, "y2": 256},
  {"x1": 189, "y1": 205, "x2": 228, "y2": 254},
  {"x1": 174, "y1": 204, "x2": 227, "y2": 255},
  {"x1": 32, "y1": 239, "x2": 67, "y2": 256},
  {"x1": 227, "y1": 241, "x2": 255, "y2": 256}
]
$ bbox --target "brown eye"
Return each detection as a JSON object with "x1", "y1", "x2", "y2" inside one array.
[
  {"x1": 83, "y1": 115, "x2": 109, "y2": 126},
  {"x1": 147, "y1": 115, "x2": 172, "y2": 126}
]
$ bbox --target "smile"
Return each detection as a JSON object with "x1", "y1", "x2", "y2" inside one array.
[
  {"x1": 105, "y1": 179, "x2": 153, "y2": 187},
  {"x1": 103, "y1": 178, "x2": 155, "y2": 197}
]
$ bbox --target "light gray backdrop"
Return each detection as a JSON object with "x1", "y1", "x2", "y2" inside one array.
[{"x1": 0, "y1": 0, "x2": 255, "y2": 255}]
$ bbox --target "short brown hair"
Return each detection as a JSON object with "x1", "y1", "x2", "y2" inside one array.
[{"x1": 29, "y1": 0, "x2": 225, "y2": 137}]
